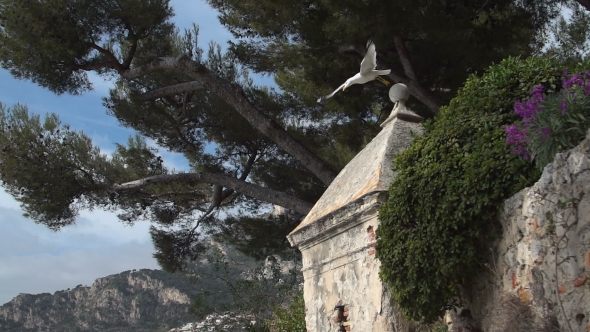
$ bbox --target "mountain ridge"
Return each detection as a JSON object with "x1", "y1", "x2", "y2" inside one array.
[{"x1": 0, "y1": 269, "x2": 197, "y2": 332}]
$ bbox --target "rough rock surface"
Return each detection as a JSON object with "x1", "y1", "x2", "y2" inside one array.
[
  {"x1": 452, "y1": 133, "x2": 590, "y2": 332},
  {"x1": 0, "y1": 269, "x2": 194, "y2": 332}
]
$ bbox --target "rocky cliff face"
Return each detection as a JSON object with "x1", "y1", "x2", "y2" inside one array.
[
  {"x1": 0, "y1": 269, "x2": 196, "y2": 332},
  {"x1": 449, "y1": 133, "x2": 590, "y2": 332}
]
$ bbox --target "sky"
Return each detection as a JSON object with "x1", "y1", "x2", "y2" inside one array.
[{"x1": 0, "y1": 0, "x2": 274, "y2": 305}]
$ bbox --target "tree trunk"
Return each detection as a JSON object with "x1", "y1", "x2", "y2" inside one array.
[
  {"x1": 110, "y1": 172, "x2": 314, "y2": 214},
  {"x1": 122, "y1": 55, "x2": 338, "y2": 186}
]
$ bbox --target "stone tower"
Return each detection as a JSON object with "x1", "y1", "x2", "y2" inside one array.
[{"x1": 287, "y1": 84, "x2": 423, "y2": 332}]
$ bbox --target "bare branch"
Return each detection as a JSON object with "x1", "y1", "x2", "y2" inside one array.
[
  {"x1": 109, "y1": 172, "x2": 313, "y2": 214},
  {"x1": 122, "y1": 38, "x2": 138, "y2": 69},
  {"x1": 393, "y1": 36, "x2": 418, "y2": 82},
  {"x1": 141, "y1": 81, "x2": 204, "y2": 100},
  {"x1": 68, "y1": 60, "x2": 117, "y2": 71},
  {"x1": 91, "y1": 43, "x2": 124, "y2": 71},
  {"x1": 121, "y1": 55, "x2": 337, "y2": 186},
  {"x1": 220, "y1": 150, "x2": 258, "y2": 200}
]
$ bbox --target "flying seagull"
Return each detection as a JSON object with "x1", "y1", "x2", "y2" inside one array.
[{"x1": 317, "y1": 40, "x2": 391, "y2": 104}]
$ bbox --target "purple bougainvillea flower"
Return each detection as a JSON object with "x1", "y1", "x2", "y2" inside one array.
[
  {"x1": 514, "y1": 85, "x2": 546, "y2": 123},
  {"x1": 539, "y1": 128, "x2": 551, "y2": 141},
  {"x1": 531, "y1": 84, "x2": 544, "y2": 101},
  {"x1": 506, "y1": 125, "x2": 527, "y2": 144},
  {"x1": 560, "y1": 100, "x2": 568, "y2": 114},
  {"x1": 506, "y1": 125, "x2": 530, "y2": 159}
]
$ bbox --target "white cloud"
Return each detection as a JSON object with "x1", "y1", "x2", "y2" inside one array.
[
  {"x1": 0, "y1": 238, "x2": 159, "y2": 303},
  {"x1": 0, "y1": 190, "x2": 159, "y2": 305}
]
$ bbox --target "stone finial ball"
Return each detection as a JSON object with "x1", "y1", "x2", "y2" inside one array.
[{"x1": 389, "y1": 83, "x2": 410, "y2": 103}]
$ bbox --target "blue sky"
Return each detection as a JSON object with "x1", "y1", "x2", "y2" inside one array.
[{"x1": 0, "y1": 0, "x2": 274, "y2": 304}]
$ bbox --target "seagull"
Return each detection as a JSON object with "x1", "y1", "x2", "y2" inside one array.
[{"x1": 317, "y1": 40, "x2": 392, "y2": 104}]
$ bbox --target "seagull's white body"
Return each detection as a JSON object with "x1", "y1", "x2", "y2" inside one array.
[{"x1": 318, "y1": 40, "x2": 391, "y2": 104}]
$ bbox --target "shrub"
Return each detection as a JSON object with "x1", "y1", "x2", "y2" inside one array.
[
  {"x1": 506, "y1": 71, "x2": 590, "y2": 170},
  {"x1": 376, "y1": 56, "x2": 569, "y2": 322},
  {"x1": 488, "y1": 293, "x2": 558, "y2": 332},
  {"x1": 250, "y1": 291, "x2": 306, "y2": 332}
]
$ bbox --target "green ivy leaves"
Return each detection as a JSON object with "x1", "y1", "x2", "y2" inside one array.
[{"x1": 375, "y1": 56, "x2": 572, "y2": 322}]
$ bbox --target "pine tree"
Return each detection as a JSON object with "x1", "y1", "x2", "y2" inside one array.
[
  {"x1": 208, "y1": 0, "x2": 564, "y2": 116},
  {"x1": 0, "y1": 0, "x2": 571, "y2": 271}
]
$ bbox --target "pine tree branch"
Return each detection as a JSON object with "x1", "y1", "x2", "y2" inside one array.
[
  {"x1": 69, "y1": 60, "x2": 117, "y2": 71},
  {"x1": 220, "y1": 150, "x2": 258, "y2": 200},
  {"x1": 141, "y1": 81, "x2": 204, "y2": 100},
  {"x1": 91, "y1": 43, "x2": 124, "y2": 71},
  {"x1": 393, "y1": 36, "x2": 418, "y2": 82},
  {"x1": 121, "y1": 55, "x2": 337, "y2": 186},
  {"x1": 109, "y1": 172, "x2": 314, "y2": 214},
  {"x1": 122, "y1": 38, "x2": 138, "y2": 69}
]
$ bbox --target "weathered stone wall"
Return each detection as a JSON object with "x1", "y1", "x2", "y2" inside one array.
[
  {"x1": 451, "y1": 134, "x2": 590, "y2": 332},
  {"x1": 298, "y1": 193, "x2": 400, "y2": 332}
]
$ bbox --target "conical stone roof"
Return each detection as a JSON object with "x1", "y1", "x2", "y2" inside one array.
[{"x1": 287, "y1": 102, "x2": 423, "y2": 247}]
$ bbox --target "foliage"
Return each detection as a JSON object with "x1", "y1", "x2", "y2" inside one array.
[
  {"x1": 0, "y1": 0, "x2": 571, "y2": 274},
  {"x1": 376, "y1": 56, "x2": 570, "y2": 322},
  {"x1": 0, "y1": 0, "x2": 334, "y2": 270},
  {"x1": 489, "y1": 293, "x2": 559, "y2": 332},
  {"x1": 0, "y1": 0, "x2": 174, "y2": 94},
  {"x1": 208, "y1": 211, "x2": 302, "y2": 260},
  {"x1": 506, "y1": 70, "x2": 590, "y2": 170},
  {"x1": 188, "y1": 244, "x2": 302, "y2": 329},
  {"x1": 250, "y1": 291, "x2": 306, "y2": 332},
  {"x1": 209, "y1": 0, "x2": 563, "y2": 115},
  {"x1": 0, "y1": 103, "x2": 127, "y2": 228},
  {"x1": 544, "y1": 2, "x2": 590, "y2": 64}
]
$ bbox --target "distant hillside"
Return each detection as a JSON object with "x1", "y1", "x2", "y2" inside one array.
[
  {"x1": 0, "y1": 269, "x2": 198, "y2": 332},
  {"x1": 0, "y1": 241, "x2": 294, "y2": 332}
]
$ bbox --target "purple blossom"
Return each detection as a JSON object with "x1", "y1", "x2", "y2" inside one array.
[
  {"x1": 560, "y1": 100, "x2": 568, "y2": 114},
  {"x1": 531, "y1": 84, "x2": 545, "y2": 101},
  {"x1": 562, "y1": 73, "x2": 589, "y2": 90},
  {"x1": 506, "y1": 125, "x2": 530, "y2": 159},
  {"x1": 506, "y1": 125, "x2": 527, "y2": 144},
  {"x1": 513, "y1": 84, "x2": 546, "y2": 123},
  {"x1": 514, "y1": 99, "x2": 542, "y2": 124},
  {"x1": 539, "y1": 128, "x2": 551, "y2": 141}
]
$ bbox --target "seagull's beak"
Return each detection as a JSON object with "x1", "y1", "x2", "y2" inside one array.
[{"x1": 342, "y1": 87, "x2": 346, "y2": 91}]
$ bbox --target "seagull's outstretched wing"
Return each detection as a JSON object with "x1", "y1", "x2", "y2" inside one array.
[
  {"x1": 317, "y1": 82, "x2": 346, "y2": 104},
  {"x1": 360, "y1": 40, "x2": 377, "y2": 75}
]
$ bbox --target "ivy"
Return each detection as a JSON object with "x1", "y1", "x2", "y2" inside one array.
[{"x1": 375, "y1": 56, "x2": 581, "y2": 322}]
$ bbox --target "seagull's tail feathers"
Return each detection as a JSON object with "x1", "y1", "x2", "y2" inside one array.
[
  {"x1": 317, "y1": 83, "x2": 346, "y2": 104},
  {"x1": 376, "y1": 69, "x2": 391, "y2": 76},
  {"x1": 366, "y1": 39, "x2": 374, "y2": 49}
]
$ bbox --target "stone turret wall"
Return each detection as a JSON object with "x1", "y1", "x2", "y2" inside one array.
[
  {"x1": 298, "y1": 193, "x2": 396, "y2": 332},
  {"x1": 287, "y1": 94, "x2": 423, "y2": 332}
]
